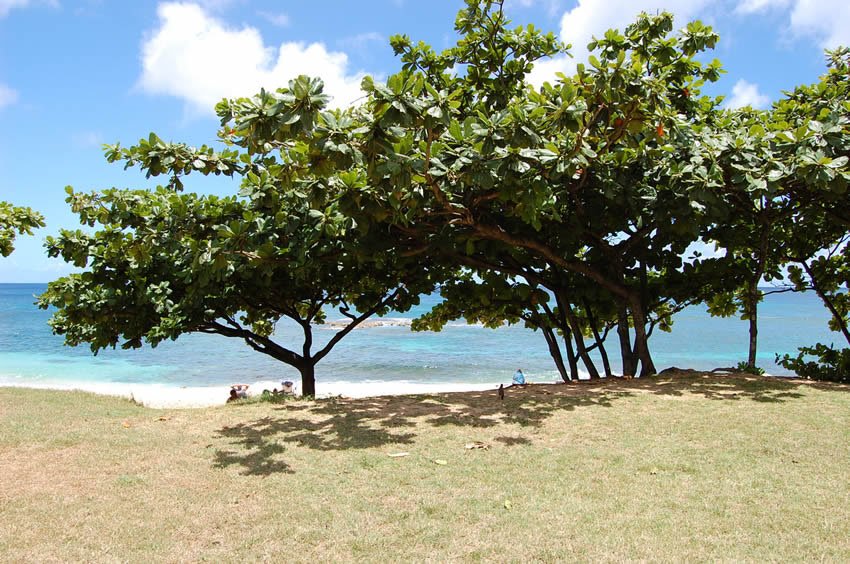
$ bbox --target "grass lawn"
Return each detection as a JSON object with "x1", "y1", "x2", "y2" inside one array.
[{"x1": 1, "y1": 371, "x2": 849, "y2": 562}]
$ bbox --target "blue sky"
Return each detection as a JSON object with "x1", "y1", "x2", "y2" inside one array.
[{"x1": 1, "y1": 0, "x2": 847, "y2": 282}]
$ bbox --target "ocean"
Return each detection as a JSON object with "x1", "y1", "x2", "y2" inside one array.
[{"x1": 0, "y1": 283, "x2": 840, "y2": 398}]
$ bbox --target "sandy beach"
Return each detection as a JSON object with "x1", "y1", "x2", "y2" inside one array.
[{"x1": 0, "y1": 378, "x2": 507, "y2": 409}]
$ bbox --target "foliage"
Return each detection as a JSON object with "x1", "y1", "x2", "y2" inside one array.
[
  {"x1": 349, "y1": 1, "x2": 728, "y2": 377},
  {"x1": 0, "y1": 202, "x2": 45, "y2": 257},
  {"x1": 40, "y1": 77, "x2": 442, "y2": 396},
  {"x1": 705, "y1": 47, "x2": 850, "y2": 370},
  {"x1": 40, "y1": 2, "x2": 850, "y2": 385},
  {"x1": 777, "y1": 344, "x2": 850, "y2": 383},
  {"x1": 735, "y1": 361, "x2": 765, "y2": 376}
]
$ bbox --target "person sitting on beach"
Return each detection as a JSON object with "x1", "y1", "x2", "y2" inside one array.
[
  {"x1": 281, "y1": 381, "x2": 294, "y2": 395},
  {"x1": 229, "y1": 384, "x2": 249, "y2": 400},
  {"x1": 512, "y1": 369, "x2": 526, "y2": 386}
]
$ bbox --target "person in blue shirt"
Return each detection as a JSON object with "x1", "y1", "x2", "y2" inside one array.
[{"x1": 512, "y1": 368, "x2": 526, "y2": 386}]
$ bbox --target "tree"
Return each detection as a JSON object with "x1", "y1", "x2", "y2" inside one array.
[
  {"x1": 703, "y1": 108, "x2": 797, "y2": 372},
  {"x1": 343, "y1": 1, "x2": 725, "y2": 377},
  {"x1": 40, "y1": 78, "x2": 442, "y2": 396},
  {"x1": 0, "y1": 201, "x2": 44, "y2": 257},
  {"x1": 712, "y1": 48, "x2": 850, "y2": 378}
]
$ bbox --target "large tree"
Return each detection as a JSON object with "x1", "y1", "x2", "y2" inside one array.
[
  {"x1": 707, "y1": 47, "x2": 850, "y2": 374},
  {"x1": 337, "y1": 1, "x2": 727, "y2": 377},
  {"x1": 40, "y1": 78, "x2": 442, "y2": 396}
]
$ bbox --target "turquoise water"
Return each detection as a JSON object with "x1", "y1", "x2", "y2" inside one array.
[{"x1": 0, "y1": 283, "x2": 840, "y2": 388}]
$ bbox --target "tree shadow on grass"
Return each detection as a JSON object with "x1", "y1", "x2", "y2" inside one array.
[
  {"x1": 644, "y1": 370, "x2": 839, "y2": 403},
  {"x1": 212, "y1": 385, "x2": 629, "y2": 475},
  {"x1": 212, "y1": 372, "x2": 845, "y2": 475},
  {"x1": 213, "y1": 438, "x2": 294, "y2": 476}
]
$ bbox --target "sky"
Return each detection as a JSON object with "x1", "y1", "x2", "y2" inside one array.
[{"x1": 1, "y1": 0, "x2": 847, "y2": 282}]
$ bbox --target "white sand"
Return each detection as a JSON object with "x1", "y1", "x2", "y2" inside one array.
[{"x1": 0, "y1": 378, "x2": 507, "y2": 409}]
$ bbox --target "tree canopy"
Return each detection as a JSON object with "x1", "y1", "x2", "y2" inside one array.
[
  {"x1": 41, "y1": 0, "x2": 850, "y2": 387},
  {"x1": 39, "y1": 81, "x2": 444, "y2": 396}
]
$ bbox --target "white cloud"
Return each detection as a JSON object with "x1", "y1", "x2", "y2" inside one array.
[
  {"x1": 734, "y1": 0, "x2": 791, "y2": 14},
  {"x1": 526, "y1": 55, "x2": 572, "y2": 88},
  {"x1": 138, "y1": 2, "x2": 367, "y2": 114},
  {"x1": 788, "y1": 0, "x2": 850, "y2": 49},
  {"x1": 0, "y1": 83, "x2": 18, "y2": 108},
  {"x1": 733, "y1": 0, "x2": 850, "y2": 48},
  {"x1": 724, "y1": 79, "x2": 770, "y2": 109},
  {"x1": 527, "y1": 0, "x2": 715, "y2": 86},
  {"x1": 258, "y1": 10, "x2": 289, "y2": 27}
]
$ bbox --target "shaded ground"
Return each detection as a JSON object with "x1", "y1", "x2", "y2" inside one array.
[{"x1": 214, "y1": 371, "x2": 836, "y2": 475}]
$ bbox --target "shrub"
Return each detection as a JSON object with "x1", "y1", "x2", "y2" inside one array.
[{"x1": 776, "y1": 343, "x2": 850, "y2": 383}]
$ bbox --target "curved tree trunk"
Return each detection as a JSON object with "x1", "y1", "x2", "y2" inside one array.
[
  {"x1": 583, "y1": 299, "x2": 612, "y2": 378},
  {"x1": 802, "y1": 259, "x2": 850, "y2": 346},
  {"x1": 541, "y1": 325, "x2": 571, "y2": 382}
]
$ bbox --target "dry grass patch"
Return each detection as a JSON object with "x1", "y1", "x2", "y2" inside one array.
[{"x1": 1, "y1": 372, "x2": 849, "y2": 562}]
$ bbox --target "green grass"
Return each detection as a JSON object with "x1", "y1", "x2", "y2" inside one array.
[{"x1": 2, "y1": 372, "x2": 849, "y2": 562}]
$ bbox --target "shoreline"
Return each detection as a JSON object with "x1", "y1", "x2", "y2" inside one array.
[{"x1": 0, "y1": 378, "x2": 508, "y2": 409}]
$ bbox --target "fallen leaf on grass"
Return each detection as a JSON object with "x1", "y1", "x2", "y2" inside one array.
[
  {"x1": 464, "y1": 441, "x2": 490, "y2": 450},
  {"x1": 156, "y1": 416, "x2": 170, "y2": 422},
  {"x1": 121, "y1": 421, "x2": 131, "y2": 428},
  {"x1": 504, "y1": 500, "x2": 513, "y2": 509},
  {"x1": 433, "y1": 459, "x2": 448, "y2": 465},
  {"x1": 387, "y1": 452, "x2": 410, "y2": 458}
]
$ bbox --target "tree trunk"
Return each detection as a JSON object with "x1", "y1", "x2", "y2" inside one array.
[
  {"x1": 629, "y1": 297, "x2": 656, "y2": 377},
  {"x1": 617, "y1": 305, "x2": 635, "y2": 377},
  {"x1": 594, "y1": 329, "x2": 613, "y2": 379},
  {"x1": 558, "y1": 294, "x2": 600, "y2": 379},
  {"x1": 563, "y1": 330, "x2": 580, "y2": 381},
  {"x1": 747, "y1": 222, "x2": 769, "y2": 368},
  {"x1": 298, "y1": 362, "x2": 316, "y2": 397},
  {"x1": 542, "y1": 326, "x2": 571, "y2": 382},
  {"x1": 584, "y1": 299, "x2": 612, "y2": 378},
  {"x1": 747, "y1": 277, "x2": 760, "y2": 368}
]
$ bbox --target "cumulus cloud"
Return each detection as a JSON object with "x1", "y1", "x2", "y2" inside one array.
[
  {"x1": 138, "y1": 2, "x2": 367, "y2": 114},
  {"x1": 733, "y1": 0, "x2": 850, "y2": 48},
  {"x1": 527, "y1": 0, "x2": 715, "y2": 87},
  {"x1": 787, "y1": 0, "x2": 850, "y2": 49},
  {"x1": 0, "y1": 83, "x2": 18, "y2": 108},
  {"x1": 724, "y1": 79, "x2": 770, "y2": 109}
]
